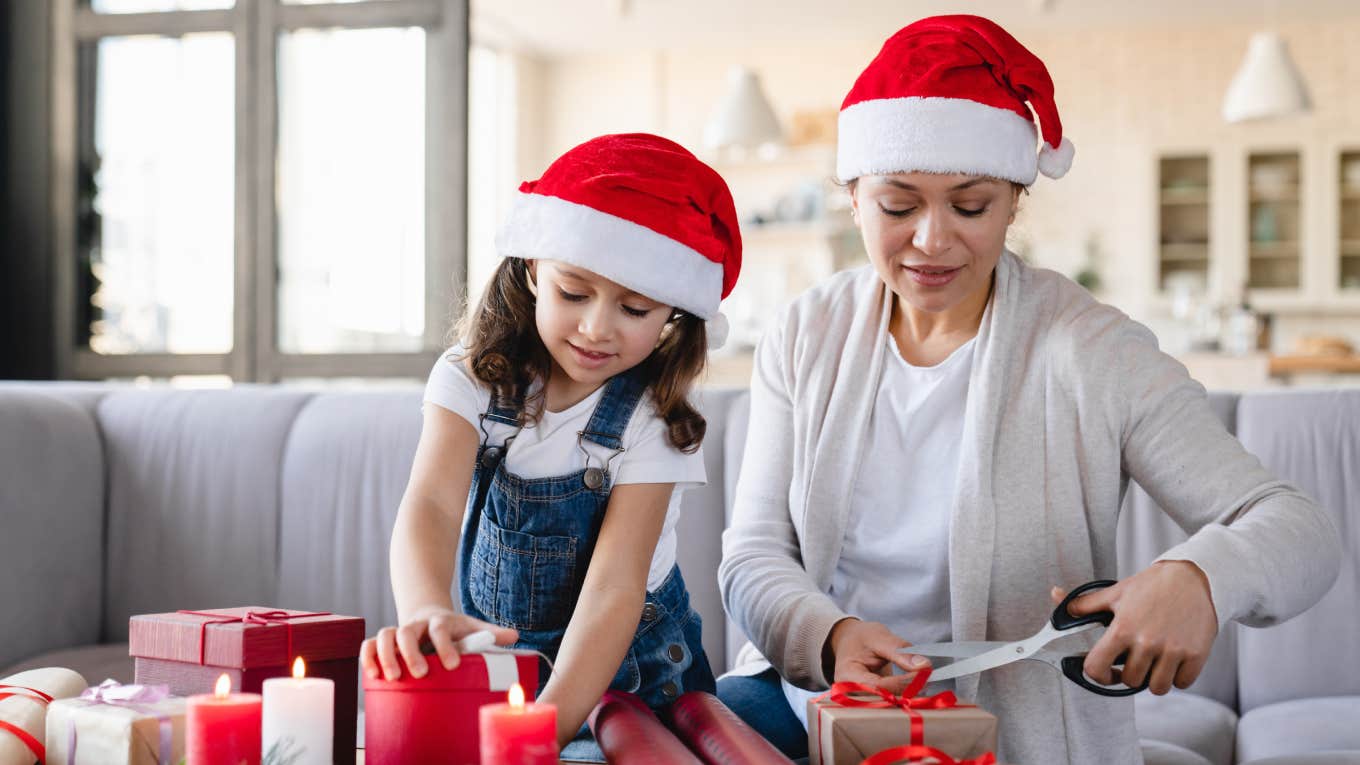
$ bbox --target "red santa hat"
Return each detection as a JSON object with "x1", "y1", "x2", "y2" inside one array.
[
  {"x1": 496, "y1": 133, "x2": 741, "y2": 347},
  {"x1": 837, "y1": 14, "x2": 1074, "y2": 185}
]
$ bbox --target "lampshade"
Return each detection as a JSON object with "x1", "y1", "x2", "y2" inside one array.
[
  {"x1": 703, "y1": 66, "x2": 783, "y2": 152},
  {"x1": 1222, "y1": 32, "x2": 1311, "y2": 123}
]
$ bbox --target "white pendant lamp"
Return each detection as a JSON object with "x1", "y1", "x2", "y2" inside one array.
[
  {"x1": 703, "y1": 66, "x2": 784, "y2": 153},
  {"x1": 1222, "y1": 32, "x2": 1311, "y2": 123}
]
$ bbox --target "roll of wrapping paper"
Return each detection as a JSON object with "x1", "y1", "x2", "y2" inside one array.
[
  {"x1": 587, "y1": 691, "x2": 702, "y2": 765},
  {"x1": 0, "y1": 667, "x2": 88, "y2": 765},
  {"x1": 666, "y1": 691, "x2": 795, "y2": 765}
]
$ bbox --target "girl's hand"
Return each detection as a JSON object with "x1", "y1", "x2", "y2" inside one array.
[
  {"x1": 1053, "y1": 561, "x2": 1218, "y2": 695},
  {"x1": 825, "y1": 617, "x2": 931, "y2": 696},
  {"x1": 360, "y1": 608, "x2": 518, "y2": 681}
]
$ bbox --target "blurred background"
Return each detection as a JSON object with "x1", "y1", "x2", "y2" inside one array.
[{"x1": 5, "y1": 0, "x2": 1360, "y2": 388}]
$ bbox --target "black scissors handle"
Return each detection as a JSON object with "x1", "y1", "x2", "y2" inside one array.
[
  {"x1": 1051, "y1": 579, "x2": 1117, "y2": 630},
  {"x1": 1052, "y1": 580, "x2": 1150, "y2": 696}
]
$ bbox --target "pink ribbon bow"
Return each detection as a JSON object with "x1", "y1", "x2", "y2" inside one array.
[{"x1": 70, "y1": 679, "x2": 175, "y2": 765}]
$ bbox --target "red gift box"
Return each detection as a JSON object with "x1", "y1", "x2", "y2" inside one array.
[
  {"x1": 128, "y1": 606, "x2": 364, "y2": 765},
  {"x1": 363, "y1": 650, "x2": 540, "y2": 765}
]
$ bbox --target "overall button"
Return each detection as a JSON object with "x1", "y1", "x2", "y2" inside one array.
[
  {"x1": 661, "y1": 681, "x2": 679, "y2": 699},
  {"x1": 667, "y1": 644, "x2": 685, "y2": 663},
  {"x1": 583, "y1": 467, "x2": 605, "y2": 490},
  {"x1": 641, "y1": 603, "x2": 658, "y2": 622},
  {"x1": 480, "y1": 446, "x2": 501, "y2": 469}
]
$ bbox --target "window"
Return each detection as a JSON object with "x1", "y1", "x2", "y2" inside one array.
[{"x1": 52, "y1": 0, "x2": 468, "y2": 381}]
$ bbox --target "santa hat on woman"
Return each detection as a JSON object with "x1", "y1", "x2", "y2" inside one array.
[
  {"x1": 837, "y1": 14, "x2": 1074, "y2": 185},
  {"x1": 496, "y1": 133, "x2": 741, "y2": 348}
]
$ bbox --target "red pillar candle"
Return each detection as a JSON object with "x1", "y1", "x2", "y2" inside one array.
[
  {"x1": 478, "y1": 682, "x2": 557, "y2": 765},
  {"x1": 187, "y1": 673, "x2": 263, "y2": 765}
]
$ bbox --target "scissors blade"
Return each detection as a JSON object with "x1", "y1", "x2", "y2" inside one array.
[
  {"x1": 903, "y1": 642, "x2": 1006, "y2": 659},
  {"x1": 926, "y1": 621, "x2": 1103, "y2": 682},
  {"x1": 924, "y1": 642, "x2": 1028, "y2": 681}
]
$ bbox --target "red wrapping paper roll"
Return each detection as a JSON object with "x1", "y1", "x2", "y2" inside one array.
[
  {"x1": 666, "y1": 691, "x2": 795, "y2": 765},
  {"x1": 587, "y1": 691, "x2": 702, "y2": 765}
]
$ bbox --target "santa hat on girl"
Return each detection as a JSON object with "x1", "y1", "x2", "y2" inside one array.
[
  {"x1": 496, "y1": 133, "x2": 741, "y2": 348},
  {"x1": 837, "y1": 14, "x2": 1074, "y2": 185}
]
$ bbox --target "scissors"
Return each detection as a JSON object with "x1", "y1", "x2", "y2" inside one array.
[{"x1": 901, "y1": 580, "x2": 1150, "y2": 697}]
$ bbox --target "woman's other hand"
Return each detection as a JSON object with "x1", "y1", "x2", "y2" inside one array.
[
  {"x1": 359, "y1": 607, "x2": 518, "y2": 681},
  {"x1": 825, "y1": 617, "x2": 932, "y2": 695},
  {"x1": 1053, "y1": 561, "x2": 1218, "y2": 695}
]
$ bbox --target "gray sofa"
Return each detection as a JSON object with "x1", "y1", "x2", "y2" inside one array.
[{"x1": 1, "y1": 382, "x2": 1356, "y2": 764}]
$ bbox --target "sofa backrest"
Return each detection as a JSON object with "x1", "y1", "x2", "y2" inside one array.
[
  {"x1": 97, "y1": 388, "x2": 315, "y2": 641},
  {"x1": 1232, "y1": 389, "x2": 1360, "y2": 714}
]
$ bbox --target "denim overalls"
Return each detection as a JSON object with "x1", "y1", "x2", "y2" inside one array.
[{"x1": 457, "y1": 370, "x2": 715, "y2": 711}]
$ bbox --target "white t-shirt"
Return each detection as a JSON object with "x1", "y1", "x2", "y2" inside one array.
[
  {"x1": 423, "y1": 348, "x2": 706, "y2": 592},
  {"x1": 783, "y1": 335, "x2": 974, "y2": 725}
]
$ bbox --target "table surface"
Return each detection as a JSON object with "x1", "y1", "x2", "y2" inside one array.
[{"x1": 356, "y1": 750, "x2": 594, "y2": 764}]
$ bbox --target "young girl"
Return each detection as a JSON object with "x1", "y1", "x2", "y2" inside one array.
[{"x1": 359, "y1": 133, "x2": 742, "y2": 756}]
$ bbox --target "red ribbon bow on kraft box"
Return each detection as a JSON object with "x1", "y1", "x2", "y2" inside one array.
[{"x1": 809, "y1": 668, "x2": 998, "y2": 765}]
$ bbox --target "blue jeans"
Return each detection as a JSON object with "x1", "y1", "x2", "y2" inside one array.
[{"x1": 716, "y1": 668, "x2": 808, "y2": 760}]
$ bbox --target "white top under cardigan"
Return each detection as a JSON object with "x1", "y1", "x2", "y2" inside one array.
[
  {"x1": 718, "y1": 252, "x2": 1340, "y2": 764},
  {"x1": 782, "y1": 333, "x2": 974, "y2": 726}
]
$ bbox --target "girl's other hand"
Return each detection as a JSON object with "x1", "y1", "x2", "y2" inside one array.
[{"x1": 359, "y1": 608, "x2": 518, "y2": 681}]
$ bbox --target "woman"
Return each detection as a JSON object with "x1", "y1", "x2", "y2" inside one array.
[{"x1": 716, "y1": 14, "x2": 1340, "y2": 763}]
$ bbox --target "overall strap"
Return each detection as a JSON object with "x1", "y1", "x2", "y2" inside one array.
[{"x1": 579, "y1": 369, "x2": 649, "y2": 451}]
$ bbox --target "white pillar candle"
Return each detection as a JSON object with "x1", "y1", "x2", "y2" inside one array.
[{"x1": 262, "y1": 657, "x2": 333, "y2": 765}]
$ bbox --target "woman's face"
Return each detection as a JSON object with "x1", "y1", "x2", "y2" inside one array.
[{"x1": 851, "y1": 173, "x2": 1019, "y2": 316}]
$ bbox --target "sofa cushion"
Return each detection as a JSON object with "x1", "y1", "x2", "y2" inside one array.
[
  {"x1": 98, "y1": 388, "x2": 314, "y2": 640},
  {"x1": 1139, "y1": 739, "x2": 1213, "y2": 765},
  {"x1": 0, "y1": 391, "x2": 104, "y2": 668},
  {"x1": 720, "y1": 390, "x2": 752, "y2": 672},
  {"x1": 1236, "y1": 696, "x2": 1360, "y2": 763},
  {"x1": 276, "y1": 391, "x2": 423, "y2": 636},
  {"x1": 676, "y1": 386, "x2": 749, "y2": 671},
  {"x1": 1135, "y1": 690, "x2": 1237, "y2": 765},
  {"x1": 1240, "y1": 752, "x2": 1360, "y2": 765},
  {"x1": 1234, "y1": 390, "x2": 1360, "y2": 714},
  {"x1": 0, "y1": 642, "x2": 134, "y2": 687}
]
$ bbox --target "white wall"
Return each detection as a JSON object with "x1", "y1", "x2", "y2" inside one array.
[{"x1": 512, "y1": 17, "x2": 1360, "y2": 353}]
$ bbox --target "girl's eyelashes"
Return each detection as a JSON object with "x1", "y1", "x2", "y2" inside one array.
[
  {"x1": 955, "y1": 205, "x2": 988, "y2": 217},
  {"x1": 556, "y1": 286, "x2": 654, "y2": 318},
  {"x1": 878, "y1": 203, "x2": 915, "y2": 218}
]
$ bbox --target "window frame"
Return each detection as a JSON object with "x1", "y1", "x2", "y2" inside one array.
[{"x1": 50, "y1": 0, "x2": 468, "y2": 381}]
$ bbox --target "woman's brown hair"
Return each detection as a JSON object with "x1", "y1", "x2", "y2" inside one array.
[{"x1": 453, "y1": 258, "x2": 708, "y2": 453}]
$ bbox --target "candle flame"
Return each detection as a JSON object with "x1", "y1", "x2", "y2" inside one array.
[
  {"x1": 508, "y1": 682, "x2": 525, "y2": 709},
  {"x1": 293, "y1": 656, "x2": 306, "y2": 679},
  {"x1": 214, "y1": 674, "x2": 231, "y2": 699}
]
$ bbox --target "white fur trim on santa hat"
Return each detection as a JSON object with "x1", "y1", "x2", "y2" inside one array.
[
  {"x1": 837, "y1": 96, "x2": 1041, "y2": 185},
  {"x1": 496, "y1": 191, "x2": 724, "y2": 320}
]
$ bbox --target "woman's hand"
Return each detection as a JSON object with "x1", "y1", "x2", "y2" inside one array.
[
  {"x1": 825, "y1": 618, "x2": 931, "y2": 695},
  {"x1": 360, "y1": 607, "x2": 518, "y2": 681},
  {"x1": 1054, "y1": 561, "x2": 1218, "y2": 695}
]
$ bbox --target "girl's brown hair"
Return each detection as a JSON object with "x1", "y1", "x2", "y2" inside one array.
[{"x1": 453, "y1": 258, "x2": 708, "y2": 453}]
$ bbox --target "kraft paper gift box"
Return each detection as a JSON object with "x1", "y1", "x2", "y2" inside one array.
[
  {"x1": 808, "y1": 680, "x2": 998, "y2": 765},
  {"x1": 44, "y1": 680, "x2": 186, "y2": 765},
  {"x1": 129, "y1": 606, "x2": 363, "y2": 765}
]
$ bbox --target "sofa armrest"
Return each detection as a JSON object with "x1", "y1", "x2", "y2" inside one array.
[{"x1": 0, "y1": 391, "x2": 105, "y2": 668}]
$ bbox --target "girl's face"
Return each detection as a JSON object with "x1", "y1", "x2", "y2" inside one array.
[
  {"x1": 851, "y1": 173, "x2": 1019, "y2": 316},
  {"x1": 531, "y1": 260, "x2": 672, "y2": 390}
]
